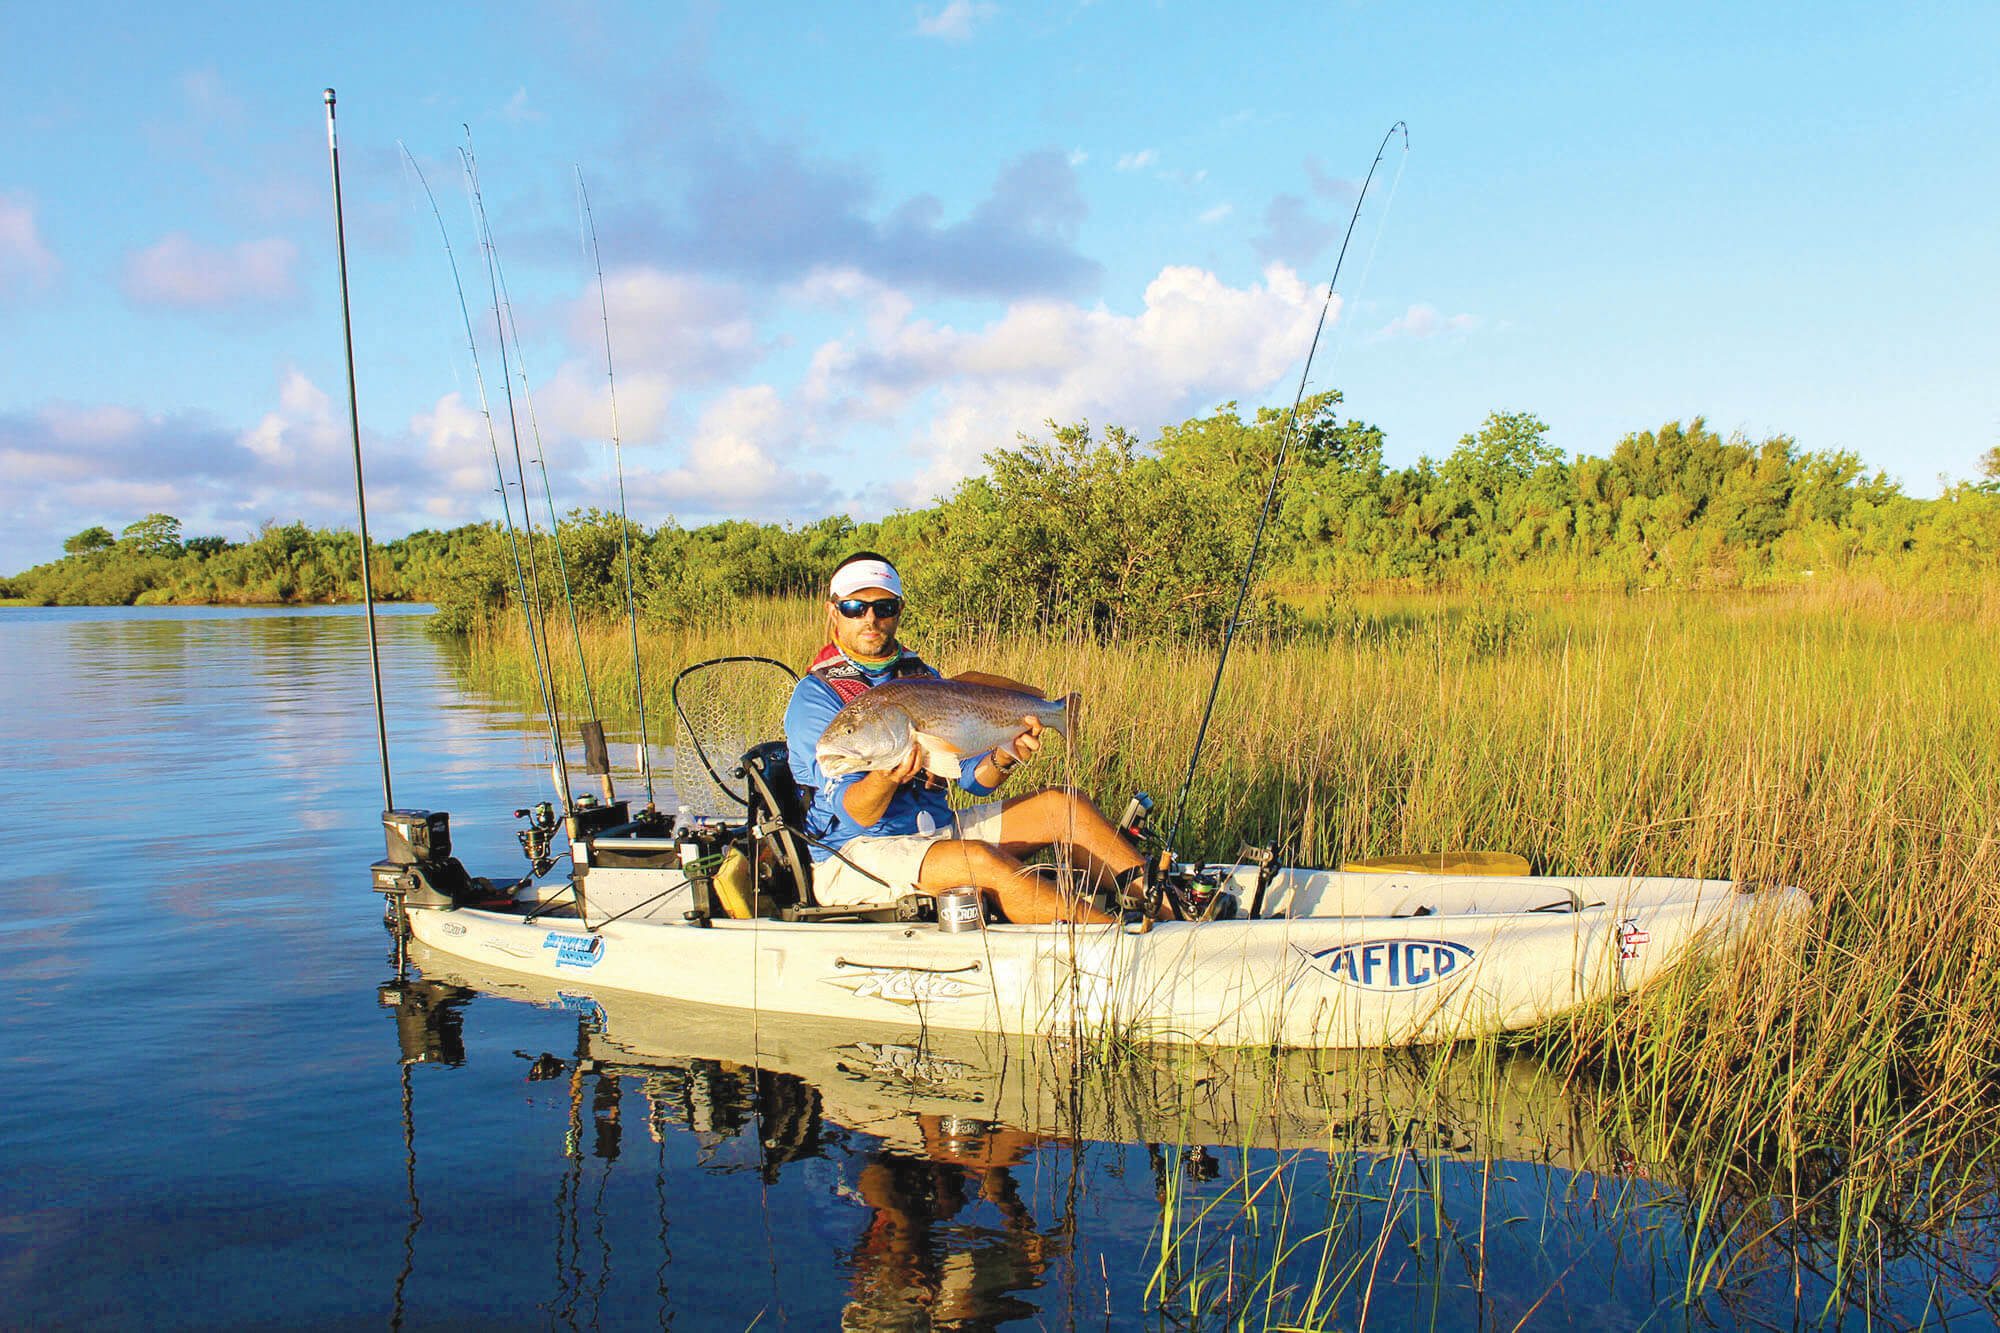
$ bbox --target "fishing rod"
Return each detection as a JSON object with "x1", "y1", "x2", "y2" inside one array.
[
  {"x1": 459, "y1": 134, "x2": 576, "y2": 813},
  {"x1": 578, "y1": 169, "x2": 657, "y2": 810},
  {"x1": 460, "y1": 132, "x2": 616, "y2": 800},
  {"x1": 1164, "y1": 120, "x2": 1409, "y2": 855},
  {"x1": 401, "y1": 144, "x2": 574, "y2": 813},
  {"x1": 324, "y1": 90, "x2": 394, "y2": 816}
]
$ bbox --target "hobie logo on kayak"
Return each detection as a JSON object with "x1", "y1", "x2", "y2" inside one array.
[
  {"x1": 543, "y1": 932, "x2": 604, "y2": 970},
  {"x1": 1303, "y1": 939, "x2": 1475, "y2": 991}
]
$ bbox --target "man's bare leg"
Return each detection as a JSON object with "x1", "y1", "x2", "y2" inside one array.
[
  {"x1": 992, "y1": 788, "x2": 1145, "y2": 888},
  {"x1": 917, "y1": 839, "x2": 1114, "y2": 925}
]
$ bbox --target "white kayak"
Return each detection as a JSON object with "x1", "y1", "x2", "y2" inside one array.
[{"x1": 403, "y1": 857, "x2": 1805, "y2": 1048}]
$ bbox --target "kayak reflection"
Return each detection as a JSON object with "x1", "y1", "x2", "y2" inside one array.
[
  {"x1": 403, "y1": 940, "x2": 1629, "y2": 1171},
  {"x1": 379, "y1": 943, "x2": 2000, "y2": 1329}
]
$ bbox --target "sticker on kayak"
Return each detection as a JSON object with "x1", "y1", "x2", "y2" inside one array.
[
  {"x1": 1299, "y1": 939, "x2": 1475, "y2": 991},
  {"x1": 824, "y1": 967, "x2": 986, "y2": 1006},
  {"x1": 1618, "y1": 919, "x2": 1651, "y2": 959},
  {"x1": 543, "y1": 932, "x2": 605, "y2": 970}
]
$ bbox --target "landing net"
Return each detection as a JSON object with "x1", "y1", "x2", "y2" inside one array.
[{"x1": 669, "y1": 655, "x2": 799, "y2": 817}]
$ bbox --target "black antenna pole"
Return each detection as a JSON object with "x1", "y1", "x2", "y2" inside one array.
[{"x1": 325, "y1": 88, "x2": 394, "y2": 815}]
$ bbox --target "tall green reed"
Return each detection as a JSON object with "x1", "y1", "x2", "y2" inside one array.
[{"x1": 451, "y1": 584, "x2": 2000, "y2": 1321}]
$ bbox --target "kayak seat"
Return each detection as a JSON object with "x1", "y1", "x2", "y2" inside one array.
[
  {"x1": 739, "y1": 740, "x2": 914, "y2": 924},
  {"x1": 739, "y1": 741, "x2": 816, "y2": 911}
]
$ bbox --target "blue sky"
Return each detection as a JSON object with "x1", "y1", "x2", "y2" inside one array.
[{"x1": 2, "y1": 1, "x2": 1994, "y2": 573}]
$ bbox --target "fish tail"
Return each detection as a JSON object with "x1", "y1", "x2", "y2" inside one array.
[{"x1": 1056, "y1": 691, "x2": 1080, "y2": 737}]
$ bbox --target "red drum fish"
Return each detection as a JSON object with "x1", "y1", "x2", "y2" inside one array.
[{"x1": 815, "y1": 679, "x2": 1078, "y2": 780}]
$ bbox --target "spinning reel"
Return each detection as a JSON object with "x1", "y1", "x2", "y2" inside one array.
[
  {"x1": 515, "y1": 801, "x2": 559, "y2": 877},
  {"x1": 1117, "y1": 790, "x2": 1276, "y2": 922}
]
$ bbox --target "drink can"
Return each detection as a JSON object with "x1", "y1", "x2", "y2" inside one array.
[{"x1": 937, "y1": 887, "x2": 984, "y2": 933}]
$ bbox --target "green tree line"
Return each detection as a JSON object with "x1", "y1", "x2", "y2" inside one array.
[{"x1": 7, "y1": 404, "x2": 1997, "y2": 635}]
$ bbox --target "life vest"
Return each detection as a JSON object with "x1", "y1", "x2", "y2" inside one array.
[{"x1": 806, "y1": 642, "x2": 935, "y2": 704}]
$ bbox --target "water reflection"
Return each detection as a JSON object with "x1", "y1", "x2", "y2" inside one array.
[
  {"x1": 386, "y1": 939, "x2": 2000, "y2": 1329},
  {"x1": 844, "y1": 1120, "x2": 1053, "y2": 1331},
  {"x1": 387, "y1": 945, "x2": 1767, "y2": 1329}
]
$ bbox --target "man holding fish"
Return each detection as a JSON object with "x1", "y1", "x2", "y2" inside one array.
[{"x1": 783, "y1": 553, "x2": 1148, "y2": 924}]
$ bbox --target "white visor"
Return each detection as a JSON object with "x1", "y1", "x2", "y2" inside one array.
[{"x1": 830, "y1": 559, "x2": 902, "y2": 600}]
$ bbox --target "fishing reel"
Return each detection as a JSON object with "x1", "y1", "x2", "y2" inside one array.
[
  {"x1": 515, "y1": 801, "x2": 559, "y2": 877},
  {"x1": 1114, "y1": 790, "x2": 1258, "y2": 922}
]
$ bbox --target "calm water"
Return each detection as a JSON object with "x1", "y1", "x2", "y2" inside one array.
[{"x1": 2, "y1": 606, "x2": 1990, "y2": 1330}]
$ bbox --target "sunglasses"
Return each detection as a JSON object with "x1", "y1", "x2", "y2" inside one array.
[{"x1": 835, "y1": 596, "x2": 904, "y2": 619}]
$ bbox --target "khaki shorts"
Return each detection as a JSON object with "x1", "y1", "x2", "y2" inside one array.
[{"x1": 812, "y1": 801, "x2": 1005, "y2": 906}]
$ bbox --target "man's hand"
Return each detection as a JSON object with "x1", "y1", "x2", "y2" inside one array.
[
  {"x1": 843, "y1": 742, "x2": 926, "y2": 827},
  {"x1": 883, "y1": 742, "x2": 928, "y2": 785},
  {"x1": 978, "y1": 714, "x2": 1043, "y2": 788},
  {"x1": 998, "y1": 714, "x2": 1044, "y2": 766}
]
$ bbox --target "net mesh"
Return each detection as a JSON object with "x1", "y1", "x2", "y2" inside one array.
[{"x1": 670, "y1": 656, "x2": 798, "y2": 816}]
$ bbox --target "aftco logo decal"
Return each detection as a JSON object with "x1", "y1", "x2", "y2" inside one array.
[{"x1": 1302, "y1": 939, "x2": 1475, "y2": 991}]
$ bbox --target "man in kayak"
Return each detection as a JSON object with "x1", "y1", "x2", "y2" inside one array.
[{"x1": 783, "y1": 552, "x2": 1143, "y2": 924}]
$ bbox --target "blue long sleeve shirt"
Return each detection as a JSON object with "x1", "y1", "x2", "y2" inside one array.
[{"x1": 783, "y1": 656, "x2": 1001, "y2": 860}]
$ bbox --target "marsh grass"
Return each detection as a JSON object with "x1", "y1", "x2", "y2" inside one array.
[{"x1": 453, "y1": 583, "x2": 2000, "y2": 1323}]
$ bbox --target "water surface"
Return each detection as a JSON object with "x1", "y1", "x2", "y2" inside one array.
[{"x1": 1, "y1": 606, "x2": 1988, "y2": 1329}]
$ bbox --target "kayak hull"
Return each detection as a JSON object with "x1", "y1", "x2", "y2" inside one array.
[{"x1": 403, "y1": 867, "x2": 1803, "y2": 1048}]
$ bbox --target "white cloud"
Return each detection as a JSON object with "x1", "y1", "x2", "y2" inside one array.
[
  {"x1": 1197, "y1": 203, "x2": 1233, "y2": 225},
  {"x1": 533, "y1": 265, "x2": 764, "y2": 449},
  {"x1": 1115, "y1": 149, "x2": 1157, "y2": 171},
  {"x1": 914, "y1": 0, "x2": 996, "y2": 40},
  {"x1": 39, "y1": 403, "x2": 145, "y2": 447},
  {"x1": 1375, "y1": 303, "x2": 1477, "y2": 339},
  {"x1": 802, "y1": 262, "x2": 1328, "y2": 504},
  {"x1": 121, "y1": 233, "x2": 299, "y2": 310},
  {"x1": 790, "y1": 265, "x2": 917, "y2": 339},
  {"x1": 0, "y1": 375, "x2": 359, "y2": 569},
  {"x1": 242, "y1": 370, "x2": 337, "y2": 465},
  {"x1": 623, "y1": 385, "x2": 835, "y2": 517},
  {"x1": 534, "y1": 362, "x2": 676, "y2": 456},
  {"x1": 410, "y1": 392, "x2": 501, "y2": 513},
  {"x1": 0, "y1": 193, "x2": 61, "y2": 297},
  {"x1": 565, "y1": 266, "x2": 762, "y2": 379},
  {"x1": 500, "y1": 85, "x2": 544, "y2": 123},
  {"x1": 1067, "y1": 148, "x2": 1088, "y2": 168},
  {"x1": 0, "y1": 369, "x2": 636, "y2": 571}
]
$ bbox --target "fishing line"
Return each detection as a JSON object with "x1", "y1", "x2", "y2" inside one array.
[
  {"x1": 470, "y1": 143, "x2": 604, "y2": 737},
  {"x1": 1315, "y1": 139, "x2": 1410, "y2": 387},
  {"x1": 394, "y1": 148, "x2": 474, "y2": 417},
  {"x1": 1164, "y1": 121, "x2": 1409, "y2": 857},
  {"x1": 461, "y1": 131, "x2": 575, "y2": 813},
  {"x1": 578, "y1": 168, "x2": 657, "y2": 809},
  {"x1": 401, "y1": 143, "x2": 571, "y2": 810}
]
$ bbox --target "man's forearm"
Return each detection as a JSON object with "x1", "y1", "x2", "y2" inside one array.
[
  {"x1": 841, "y1": 770, "x2": 901, "y2": 827},
  {"x1": 971, "y1": 750, "x2": 1014, "y2": 791}
]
